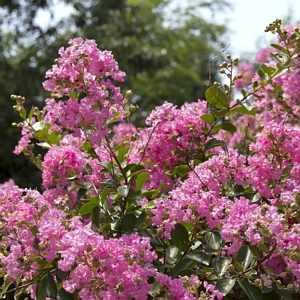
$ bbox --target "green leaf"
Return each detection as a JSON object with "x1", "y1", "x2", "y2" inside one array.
[
  {"x1": 117, "y1": 185, "x2": 129, "y2": 197},
  {"x1": 28, "y1": 106, "x2": 34, "y2": 123},
  {"x1": 204, "y1": 139, "x2": 224, "y2": 153},
  {"x1": 128, "y1": 165, "x2": 146, "y2": 177},
  {"x1": 272, "y1": 283, "x2": 292, "y2": 300},
  {"x1": 186, "y1": 250, "x2": 210, "y2": 266},
  {"x1": 46, "y1": 131, "x2": 60, "y2": 144},
  {"x1": 213, "y1": 256, "x2": 232, "y2": 277},
  {"x1": 273, "y1": 64, "x2": 289, "y2": 79},
  {"x1": 241, "y1": 97, "x2": 254, "y2": 111},
  {"x1": 19, "y1": 107, "x2": 26, "y2": 119},
  {"x1": 213, "y1": 122, "x2": 236, "y2": 133},
  {"x1": 171, "y1": 223, "x2": 189, "y2": 251},
  {"x1": 136, "y1": 172, "x2": 150, "y2": 190},
  {"x1": 58, "y1": 288, "x2": 74, "y2": 300},
  {"x1": 36, "y1": 142, "x2": 51, "y2": 149},
  {"x1": 200, "y1": 113, "x2": 214, "y2": 125},
  {"x1": 123, "y1": 213, "x2": 137, "y2": 231},
  {"x1": 56, "y1": 268, "x2": 68, "y2": 280},
  {"x1": 258, "y1": 242, "x2": 270, "y2": 254},
  {"x1": 42, "y1": 272, "x2": 57, "y2": 298},
  {"x1": 215, "y1": 278, "x2": 236, "y2": 296},
  {"x1": 271, "y1": 53, "x2": 290, "y2": 64},
  {"x1": 239, "y1": 278, "x2": 263, "y2": 300},
  {"x1": 100, "y1": 187, "x2": 109, "y2": 210},
  {"x1": 231, "y1": 105, "x2": 256, "y2": 116},
  {"x1": 236, "y1": 245, "x2": 254, "y2": 270},
  {"x1": 177, "y1": 268, "x2": 196, "y2": 277},
  {"x1": 171, "y1": 258, "x2": 193, "y2": 278},
  {"x1": 249, "y1": 245, "x2": 261, "y2": 258},
  {"x1": 91, "y1": 206, "x2": 100, "y2": 228},
  {"x1": 14, "y1": 288, "x2": 24, "y2": 300},
  {"x1": 32, "y1": 121, "x2": 46, "y2": 132},
  {"x1": 117, "y1": 145, "x2": 130, "y2": 163},
  {"x1": 148, "y1": 281, "x2": 161, "y2": 297},
  {"x1": 79, "y1": 202, "x2": 98, "y2": 215},
  {"x1": 124, "y1": 163, "x2": 142, "y2": 174},
  {"x1": 205, "y1": 86, "x2": 229, "y2": 108},
  {"x1": 261, "y1": 64, "x2": 276, "y2": 76},
  {"x1": 100, "y1": 178, "x2": 116, "y2": 186},
  {"x1": 137, "y1": 211, "x2": 146, "y2": 228},
  {"x1": 166, "y1": 245, "x2": 180, "y2": 262},
  {"x1": 69, "y1": 90, "x2": 78, "y2": 99},
  {"x1": 205, "y1": 231, "x2": 222, "y2": 250},
  {"x1": 270, "y1": 43, "x2": 289, "y2": 54},
  {"x1": 210, "y1": 107, "x2": 229, "y2": 119},
  {"x1": 258, "y1": 69, "x2": 268, "y2": 80}
]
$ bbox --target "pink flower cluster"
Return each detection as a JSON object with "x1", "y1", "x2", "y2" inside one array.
[
  {"x1": 129, "y1": 100, "x2": 210, "y2": 189},
  {"x1": 0, "y1": 186, "x2": 158, "y2": 299},
  {"x1": 42, "y1": 38, "x2": 126, "y2": 144},
  {"x1": 151, "y1": 149, "x2": 245, "y2": 238}
]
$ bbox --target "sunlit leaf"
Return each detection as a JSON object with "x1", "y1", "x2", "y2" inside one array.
[
  {"x1": 200, "y1": 113, "x2": 214, "y2": 125},
  {"x1": 215, "y1": 278, "x2": 236, "y2": 296},
  {"x1": 205, "y1": 86, "x2": 229, "y2": 108}
]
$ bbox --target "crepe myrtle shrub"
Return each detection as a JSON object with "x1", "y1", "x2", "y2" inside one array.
[{"x1": 1, "y1": 19, "x2": 300, "y2": 299}]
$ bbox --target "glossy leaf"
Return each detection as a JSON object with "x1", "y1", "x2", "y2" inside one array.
[
  {"x1": 239, "y1": 278, "x2": 263, "y2": 300},
  {"x1": 42, "y1": 272, "x2": 57, "y2": 298},
  {"x1": 91, "y1": 206, "x2": 100, "y2": 228},
  {"x1": 213, "y1": 256, "x2": 232, "y2": 277},
  {"x1": 171, "y1": 258, "x2": 193, "y2": 278},
  {"x1": 236, "y1": 245, "x2": 254, "y2": 270},
  {"x1": 56, "y1": 268, "x2": 68, "y2": 280},
  {"x1": 205, "y1": 231, "x2": 222, "y2": 250},
  {"x1": 205, "y1": 86, "x2": 229, "y2": 108},
  {"x1": 36, "y1": 142, "x2": 51, "y2": 149},
  {"x1": 32, "y1": 121, "x2": 46, "y2": 131},
  {"x1": 166, "y1": 245, "x2": 180, "y2": 264},
  {"x1": 171, "y1": 223, "x2": 189, "y2": 251},
  {"x1": 117, "y1": 185, "x2": 129, "y2": 197},
  {"x1": 241, "y1": 97, "x2": 254, "y2": 111},
  {"x1": 215, "y1": 278, "x2": 236, "y2": 296},
  {"x1": 58, "y1": 288, "x2": 74, "y2": 300},
  {"x1": 186, "y1": 250, "x2": 210, "y2": 266}
]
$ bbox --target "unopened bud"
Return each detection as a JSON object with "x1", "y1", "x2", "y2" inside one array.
[{"x1": 125, "y1": 90, "x2": 133, "y2": 100}]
